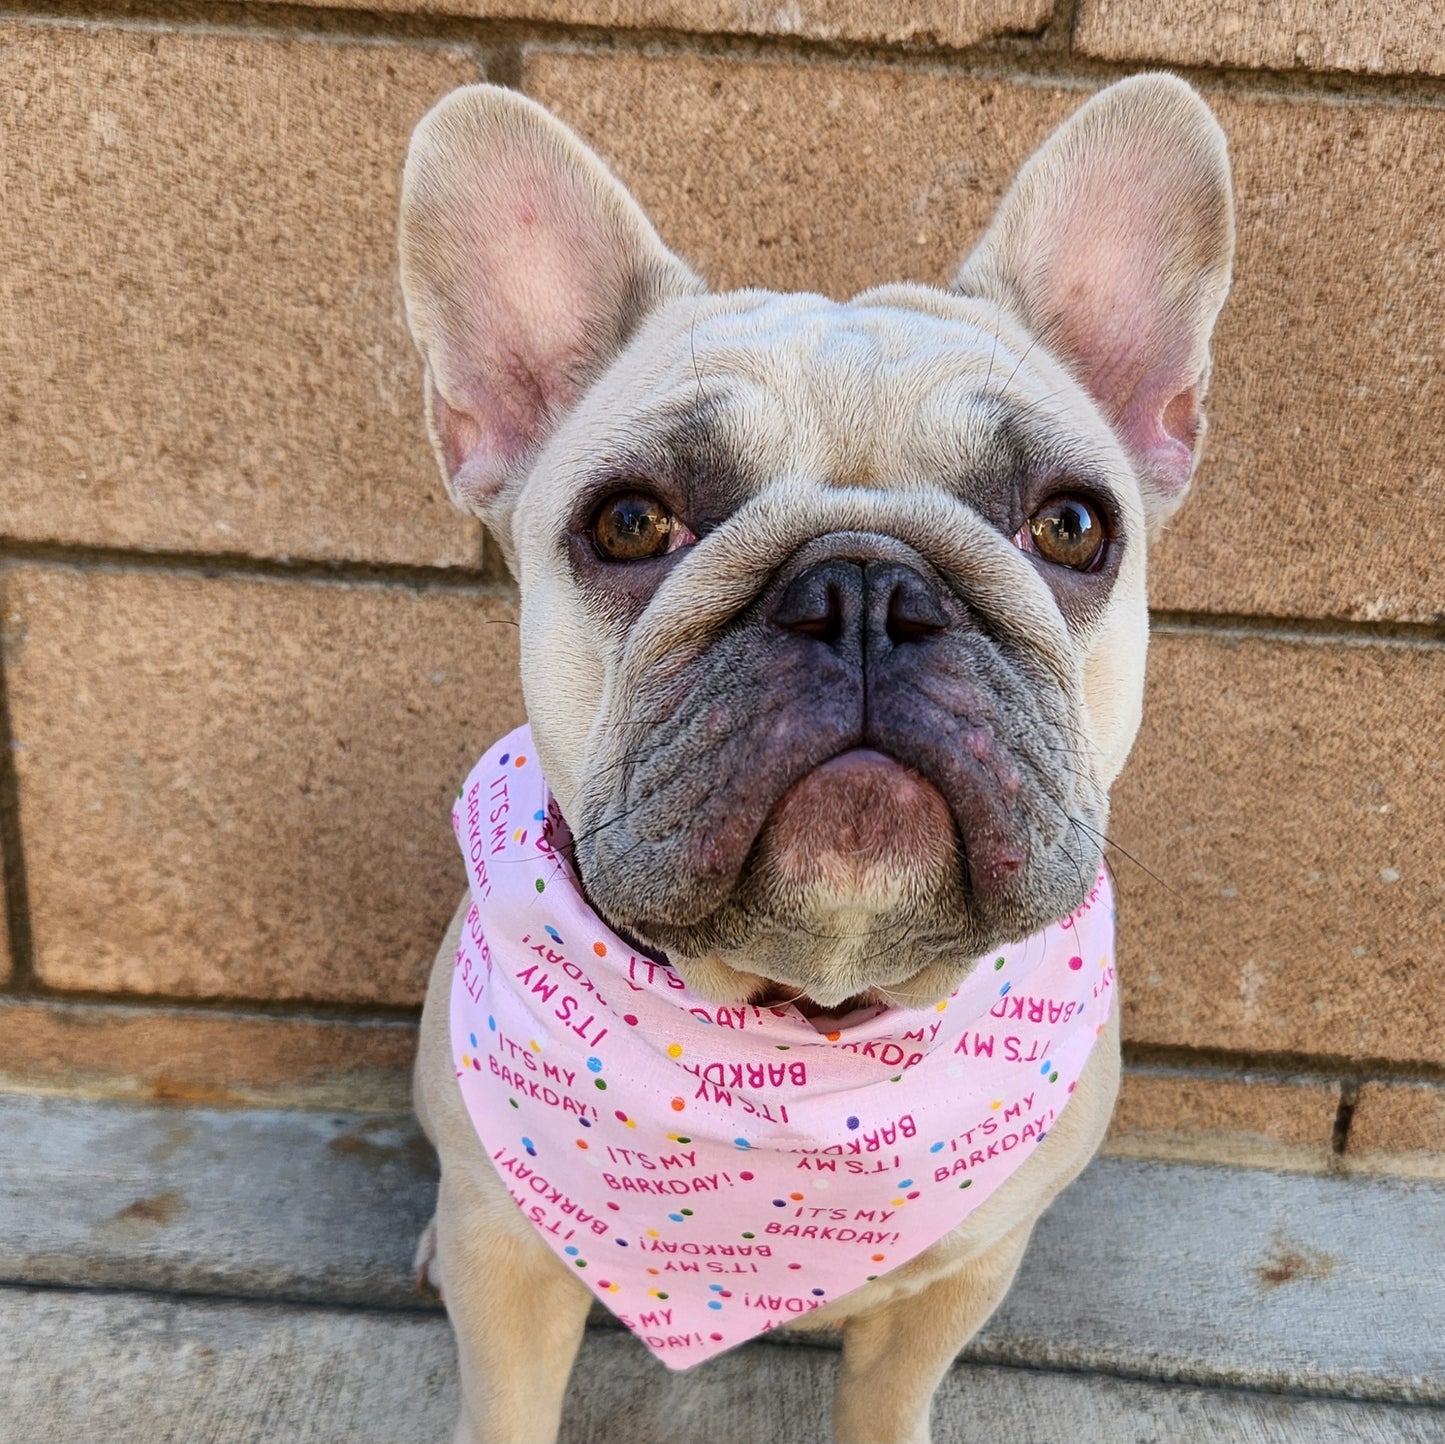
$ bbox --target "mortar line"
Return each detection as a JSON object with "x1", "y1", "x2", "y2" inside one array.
[
  {"x1": 0, "y1": 538, "x2": 516, "y2": 598},
  {"x1": 1331, "y1": 1078, "x2": 1361, "y2": 1157},
  {"x1": 7, "y1": 0, "x2": 1445, "y2": 113},
  {"x1": 0, "y1": 572, "x2": 39, "y2": 996}
]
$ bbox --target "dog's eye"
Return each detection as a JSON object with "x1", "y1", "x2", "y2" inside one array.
[
  {"x1": 592, "y1": 492, "x2": 690, "y2": 562},
  {"x1": 1013, "y1": 496, "x2": 1105, "y2": 571}
]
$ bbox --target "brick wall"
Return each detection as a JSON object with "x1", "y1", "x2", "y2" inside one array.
[{"x1": 2, "y1": 3, "x2": 1441, "y2": 1178}]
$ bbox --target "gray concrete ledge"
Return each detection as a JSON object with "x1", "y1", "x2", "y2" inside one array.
[
  {"x1": 5, "y1": 1288, "x2": 1445, "y2": 1444},
  {"x1": 2, "y1": 1093, "x2": 1443, "y2": 1416}
]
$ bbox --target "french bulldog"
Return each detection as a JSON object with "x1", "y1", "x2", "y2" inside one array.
[{"x1": 400, "y1": 71, "x2": 1233, "y2": 1444}]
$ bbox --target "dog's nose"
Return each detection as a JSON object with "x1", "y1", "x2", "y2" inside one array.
[{"x1": 771, "y1": 559, "x2": 948, "y2": 655}]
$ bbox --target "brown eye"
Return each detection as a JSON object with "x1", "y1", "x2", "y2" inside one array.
[
  {"x1": 1017, "y1": 495, "x2": 1106, "y2": 571},
  {"x1": 592, "y1": 492, "x2": 678, "y2": 562}
]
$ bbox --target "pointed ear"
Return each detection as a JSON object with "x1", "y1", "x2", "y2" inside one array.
[
  {"x1": 399, "y1": 85, "x2": 701, "y2": 538},
  {"x1": 953, "y1": 74, "x2": 1234, "y2": 531}
]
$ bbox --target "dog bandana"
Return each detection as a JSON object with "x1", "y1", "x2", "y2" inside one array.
[{"x1": 450, "y1": 725, "x2": 1115, "y2": 1370}]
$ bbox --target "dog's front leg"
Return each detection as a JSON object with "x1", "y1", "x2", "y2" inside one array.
[
  {"x1": 831, "y1": 1223, "x2": 1032, "y2": 1444},
  {"x1": 435, "y1": 1165, "x2": 593, "y2": 1444}
]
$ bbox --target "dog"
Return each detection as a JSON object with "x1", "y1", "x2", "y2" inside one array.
[{"x1": 399, "y1": 72, "x2": 1233, "y2": 1444}]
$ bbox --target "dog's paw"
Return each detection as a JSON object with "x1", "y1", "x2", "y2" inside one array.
[{"x1": 413, "y1": 1213, "x2": 444, "y2": 1300}]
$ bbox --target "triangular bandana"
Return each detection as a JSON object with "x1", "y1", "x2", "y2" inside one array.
[{"x1": 450, "y1": 725, "x2": 1115, "y2": 1370}]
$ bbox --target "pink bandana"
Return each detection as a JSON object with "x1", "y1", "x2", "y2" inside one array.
[{"x1": 450, "y1": 725, "x2": 1115, "y2": 1370}]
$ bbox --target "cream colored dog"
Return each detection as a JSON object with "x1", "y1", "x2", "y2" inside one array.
[{"x1": 400, "y1": 73, "x2": 1232, "y2": 1444}]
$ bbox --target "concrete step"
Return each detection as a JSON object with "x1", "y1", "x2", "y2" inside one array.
[
  {"x1": 4, "y1": 1285, "x2": 1444, "y2": 1444},
  {"x1": 3, "y1": 1092, "x2": 1443, "y2": 1408}
]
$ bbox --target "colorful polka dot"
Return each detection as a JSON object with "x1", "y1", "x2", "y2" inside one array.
[
  {"x1": 671, "y1": 1097, "x2": 685, "y2": 1112},
  {"x1": 580, "y1": 1117, "x2": 592, "y2": 1128},
  {"x1": 708, "y1": 1300, "x2": 722, "y2": 1310},
  {"x1": 846, "y1": 1116, "x2": 859, "y2": 1130},
  {"x1": 1040, "y1": 1060, "x2": 1053, "y2": 1075},
  {"x1": 825, "y1": 1031, "x2": 841, "y2": 1042},
  {"x1": 994, "y1": 956, "x2": 1006, "y2": 970},
  {"x1": 667, "y1": 1043, "x2": 683, "y2": 1059},
  {"x1": 788, "y1": 1262, "x2": 802, "y2": 1270},
  {"x1": 487, "y1": 1016, "x2": 496, "y2": 1032},
  {"x1": 594, "y1": 1079, "x2": 607, "y2": 1090},
  {"x1": 508, "y1": 1098, "x2": 518, "y2": 1109},
  {"x1": 565, "y1": 1246, "x2": 579, "y2": 1256},
  {"x1": 1050, "y1": 1072, "x2": 1060, "y2": 1083},
  {"x1": 739, "y1": 1171, "x2": 754, "y2": 1181},
  {"x1": 615, "y1": 1237, "x2": 628, "y2": 1245},
  {"x1": 623, "y1": 1014, "x2": 638, "y2": 1027},
  {"x1": 789, "y1": 1191, "x2": 803, "y2": 1201},
  {"x1": 811, "y1": 1288, "x2": 825, "y2": 1297},
  {"x1": 471, "y1": 1058, "x2": 481, "y2": 1071},
  {"x1": 899, "y1": 1180, "x2": 913, "y2": 1188},
  {"x1": 935, "y1": 1000, "x2": 948, "y2": 1012},
  {"x1": 521, "y1": 1137, "x2": 536, "y2": 1156},
  {"x1": 529, "y1": 1039, "x2": 541, "y2": 1053},
  {"x1": 648, "y1": 1290, "x2": 669, "y2": 1300},
  {"x1": 608, "y1": 1203, "x2": 621, "y2": 1212},
  {"x1": 534, "y1": 879, "x2": 545, "y2": 893},
  {"x1": 990, "y1": 1100, "x2": 1002, "y2": 1111},
  {"x1": 1068, "y1": 955, "x2": 1084, "y2": 971},
  {"x1": 960, "y1": 1179, "x2": 973, "y2": 1189},
  {"x1": 929, "y1": 1141, "x2": 944, "y2": 1153},
  {"x1": 587, "y1": 1057, "x2": 603, "y2": 1073},
  {"x1": 741, "y1": 1232, "x2": 754, "y2": 1240},
  {"x1": 871, "y1": 1253, "x2": 886, "y2": 1262},
  {"x1": 710, "y1": 1332, "x2": 724, "y2": 1342},
  {"x1": 709, "y1": 1284, "x2": 725, "y2": 1292},
  {"x1": 533, "y1": 810, "x2": 545, "y2": 821},
  {"x1": 773, "y1": 1199, "x2": 786, "y2": 1207},
  {"x1": 593, "y1": 942, "x2": 607, "y2": 957},
  {"x1": 668, "y1": 1212, "x2": 685, "y2": 1222},
  {"x1": 999, "y1": 981, "x2": 1011, "y2": 996},
  {"x1": 576, "y1": 1139, "x2": 589, "y2": 1150},
  {"x1": 468, "y1": 1033, "x2": 478, "y2": 1048},
  {"x1": 499, "y1": 753, "x2": 510, "y2": 765},
  {"x1": 514, "y1": 756, "x2": 527, "y2": 767},
  {"x1": 734, "y1": 1138, "x2": 751, "y2": 1150},
  {"x1": 544, "y1": 926, "x2": 563, "y2": 944}
]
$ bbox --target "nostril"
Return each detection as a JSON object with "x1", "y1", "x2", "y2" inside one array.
[
  {"x1": 773, "y1": 565, "x2": 857, "y2": 647},
  {"x1": 883, "y1": 581, "x2": 948, "y2": 646}
]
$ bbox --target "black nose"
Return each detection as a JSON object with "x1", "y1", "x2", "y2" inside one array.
[{"x1": 771, "y1": 558, "x2": 949, "y2": 655}]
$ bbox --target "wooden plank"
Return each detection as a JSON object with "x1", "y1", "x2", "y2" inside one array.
[{"x1": 2, "y1": 1287, "x2": 1441, "y2": 1444}]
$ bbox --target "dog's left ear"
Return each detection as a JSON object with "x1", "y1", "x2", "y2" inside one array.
[{"x1": 953, "y1": 74, "x2": 1234, "y2": 533}]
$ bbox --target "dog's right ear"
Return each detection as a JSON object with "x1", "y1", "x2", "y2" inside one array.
[{"x1": 399, "y1": 86, "x2": 700, "y2": 547}]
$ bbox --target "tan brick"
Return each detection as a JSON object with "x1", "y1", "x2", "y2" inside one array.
[
  {"x1": 523, "y1": 54, "x2": 1445, "y2": 623},
  {"x1": 0, "y1": 996, "x2": 416, "y2": 1111},
  {"x1": 1346, "y1": 1082, "x2": 1445, "y2": 1178},
  {"x1": 524, "y1": 50, "x2": 1079, "y2": 298},
  {"x1": 280, "y1": 0, "x2": 1052, "y2": 49},
  {"x1": 1076, "y1": 0, "x2": 1445, "y2": 78},
  {"x1": 0, "y1": 22, "x2": 481, "y2": 568},
  {"x1": 1150, "y1": 93, "x2": 1445, "y2": 624},
  {"x1": 4, "y1": 564, "x2": 524, "y2": 1005},
  {"x1": 1113, "y1": 630, "x2": 1445, "y2": 1066},
  {"x1": 1105, "y1": 1070, "x2": 1340, "y2": 1172}
]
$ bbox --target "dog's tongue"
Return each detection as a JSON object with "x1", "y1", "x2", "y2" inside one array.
[{"x1": 765, "y1": 748, "x2": 955, "y2": 895}]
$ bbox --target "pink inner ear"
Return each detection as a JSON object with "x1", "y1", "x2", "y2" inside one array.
[{"x1": 1021, "y1": 161, "x2": 1212, "y2": 498}]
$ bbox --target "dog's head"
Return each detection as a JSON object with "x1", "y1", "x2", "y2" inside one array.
[{"x1": 399, "y1": 77, "x2": 1233, "y2": 1011}]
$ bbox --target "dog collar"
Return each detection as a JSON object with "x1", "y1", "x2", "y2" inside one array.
[{"x1": 449, "y1": 725, "x2": 1115, "y2": 1370}]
